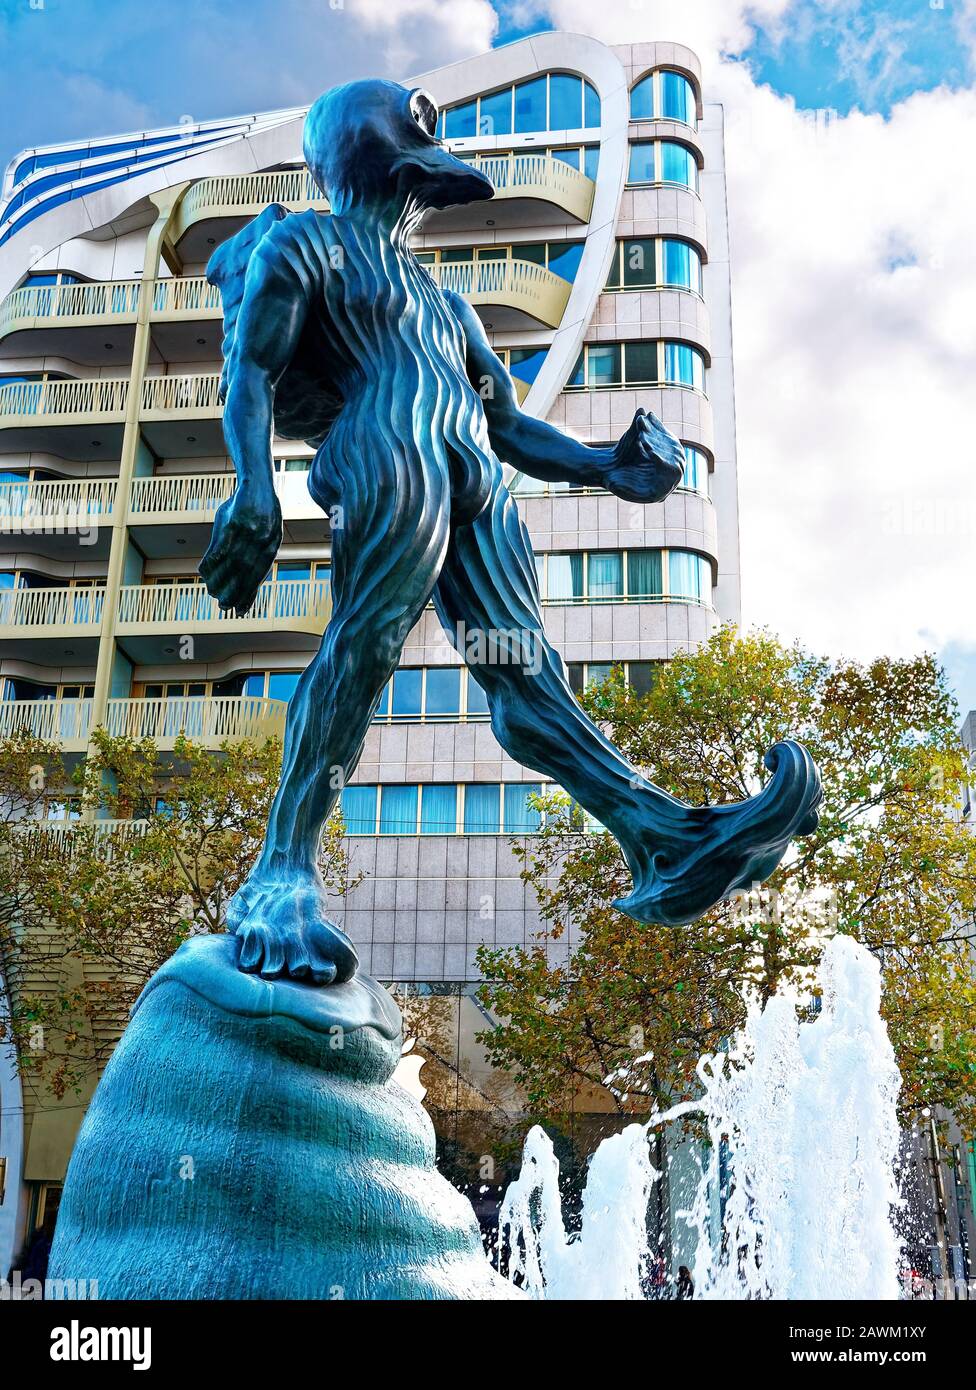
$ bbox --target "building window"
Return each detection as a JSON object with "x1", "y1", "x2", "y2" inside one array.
[
  {"x1": 566, "y1": 341, "x2": 706, "y2": 391},
  {"x1": 416, "y1": 240, "x2": 584, "y2": 284},
  {"x1": 605, "y1": 237, "x2": 703, "y2": 294},
  {"x1": 440, "y1": 73, "x2": 600, "y2": 139},
  {"x1": 370, "y1": 667, "x2": 491, "y2": 723},
  {"x1": 627, "y1": 140, "x2": 699, "y2": 191},
  {"x1": 340, "y1": 782, "x2": 543, "y2": 835},
  {"x1": 630, "y1": 70, "x2": 698, "y2": 128},
  {"x1": 567, "y1": 660, "x2": 659, "y2": 697},
  {"x1": 536, "y1": 548, "x2": 711, "y2": 605}
]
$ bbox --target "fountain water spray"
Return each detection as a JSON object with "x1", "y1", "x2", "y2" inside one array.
[{"x1": 499, "y1": 934, "x2": 904, "y2": 1300}]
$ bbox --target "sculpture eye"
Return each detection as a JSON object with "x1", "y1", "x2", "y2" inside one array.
[{"x1": 409, "y1": 89, "x2": 438, "y2": 137}]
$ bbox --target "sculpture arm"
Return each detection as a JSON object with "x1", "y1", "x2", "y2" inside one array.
[
  {"x1": 446, "y1": 289, "x2": 685, "y2": 504},
  {"x1": 200, "y1": 260, "x2": 309, "y2": 613}
]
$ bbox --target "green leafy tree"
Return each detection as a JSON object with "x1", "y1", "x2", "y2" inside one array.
[
  {"x1": 477, "y1": 627, "x2": 976, "y2": 1130},
  {"x1": 0, "y1": 729, "x2": 357, "y2": 1099}
]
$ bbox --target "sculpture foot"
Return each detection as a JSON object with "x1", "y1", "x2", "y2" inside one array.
[
  {"x1": 227, "y1": 875, "x2": 359, "y2": 985},
  {"x1": 615, "y1": 740, "x2": 822, "y2": 926}
]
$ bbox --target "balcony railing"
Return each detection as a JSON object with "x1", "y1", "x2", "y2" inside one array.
[
  {"x1": 129, "y1": 472, "x2": 235, "y2": 519},
  {"x1": 117, "y1": 577, "x2": 332, "y2": 630},
  {"x1": 0, "y1": 477, "x2": 117, "y2": 525},
  {"x1": 0, "y1": 376, "x2": 129, "y2": 423},
  {"x1": 150, "y1": 276, "x2": 222, "y2": 318},
  {"x1": 0, "y1": 693, "x2": 287, "y2": 751},
  {"x1": 428, "y1": 257, "x2": 571, "y2": 328},
  {"x1": 0, "y1": 585, "x2": 105, "y2": 631},
  {"x1": 140, "y1": 373, "x2": 222, "y2": 415},
  {"x1": 175, "y1": 169, "x2": 326, "y2": 238},
  {"x1": 0, "y1": 279, "x2": 141, "y2": 337},
  {"x1": 467, "y1": 153, "x2": 595, "y2": 222}
]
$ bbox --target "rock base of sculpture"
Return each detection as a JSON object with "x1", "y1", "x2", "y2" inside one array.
[{"x1": 48, "y1": 933, "x2": 516, "y2": 1300}]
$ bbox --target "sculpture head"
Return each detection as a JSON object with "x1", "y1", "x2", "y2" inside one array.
[{"x1": 303, "y1": 79, "x2": 494, "y2": 216}]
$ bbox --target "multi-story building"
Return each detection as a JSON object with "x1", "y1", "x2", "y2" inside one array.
[{"x1": 0, "y1": 33, "x2": 738, "y2": 1273}]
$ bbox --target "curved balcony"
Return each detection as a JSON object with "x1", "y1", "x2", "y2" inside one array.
[
  {"x1": 430, "y1": 153, "x2": 595, "y2": 232},
  {"x1": 0, "y1": 583, "x2": 105, "y2": 661},
  {"x1": 0, "y1": 476, "x2": 117, "y2": 559},
  {"x1": 0, "y1": 280, "x2": 141, "y2": 364},
  {"x1": 428, "y1": 258, "x2": 571, "y2": 331},
  {"x1": 115, "y1": 577, "x2": 332, "y2": 663},
  {"x1": 0, "y1": 692, "x2": 286, "y2": 753},
  {"x1": 174, "y1": 168, "x2": 326, "y2": 261},
  {"x1": 618, "y1": 185, "x2": 706, "y2": 249}
]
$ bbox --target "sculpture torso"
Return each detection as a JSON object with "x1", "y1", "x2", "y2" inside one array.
[{"x1": 257, "y1": 208, "x2": 499, "y2": 525}]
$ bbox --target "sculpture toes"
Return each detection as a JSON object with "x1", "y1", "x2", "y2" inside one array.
[{"x1": 284, "y1": 931, "x2": 337, "y2": 986}]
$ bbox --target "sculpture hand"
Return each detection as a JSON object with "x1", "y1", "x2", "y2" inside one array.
[
  {"x1": 601, "y1": 408, "x2": 686, "y2": 504},
  {"x1": 200, "y1": 483, "x2": 282, "y2": 615}
]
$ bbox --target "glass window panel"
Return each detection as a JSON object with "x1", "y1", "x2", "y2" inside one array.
[
  {"x1": 374, "y1": 680, "x2": 390, "y2": 719},
  {"x1": 626, "y1": 549, "x2": 664, "y2": 597},
  {"x1": 379, "y1": 784, "x2": 418, "y2": 834},
  {"x1": 547, "y1": 241, "x2": 583, "y2": 281},
  {"x1": 665, "y1": 342, "x2": 705, "y2": 389},
  {"x1": 466, "y1": 673, "x2": 490, "y2": 718},
  {"x1": 662, "y1": 239, "x2": 701, "y2": 291},
  {"x1": 421, "y1": 783, "x2": 457, "y2": 834},
  {"x1": 514, "y1": 76, "x2": 547, "y2": 132},
  {"x1": 567, "y1": 663, "x2": 584, "y2": 695},
  {"x1": 624, "y1": 341, "x2": 658, "y2": 384},
  {"x1": 568, "y1": 349, "x2": 585, "y2": 387},
  {"x1": 425, "y1": 667, "x2": 461, "y2": 717},
  {"x1": 661, "y1": 70, "x2": 696, "y2": 126},
  {"x1": 623, "y1": 238, "x2": 655, "y2": 287},
  {"x1": 584, "y1": 81, "x2": 600, "y2": 128},
  {"x1": 267, "y1": 671, "x2": 300, "y2": 703},
  {"x1": 509, "y1": 347, "x2": 547, "y2": 384},
  {"x1": 547, "y1": 553, "x2": 584, "y2": 600},
  {"x1": 392, "y1": 668, "x2": 422, "y2": 718},
  {"x1": 549, "y1": 73, "x2": 583, "y2": 129},
  {"x1": 479, "y1": 87, "x2": 512, "y2": 137},
  {"x1": 587, "y1": 344, "x2": 621, "y2": 386},
  {"x1": 551, "y1": 147, "x2": 580, "y2": 171},
  {"x1": 629, "y1": 661, "x2": 657, "y2": 697},
  {"x1": 444, "y1": 100, "x2": 477, "y2": 138},
  {"x1": 583, "y1": 146, "x2": 600, "y2": 180},
  {"x1": 682, "y1": 446, "x2": 708, "y2": 493},
  {"x1": 627, "y1": 142, "x2": 656, "y2": 183},
  {"x1": 276, "y1": 561, "x2": 311, "y2": 580},
  {"x1": 516, "y1": 242, "x2": 547, "y2": 266},
  {"x1": 587, "y1": 551, "x2": 623, "y2": 598},
  {"x1": 668, "y1": 550, "x2": 709, "y2": 601},
  {"x1": 630, "y1": 75, "x2": 654, "y2": 119},
  {"x1": 341, "y1": 785, "x2": 377, "y2": 835},
  {"x1": 504, "y1": 782, "x2": 542, "y2": 833},
  {"x1": 660, "y1": 142, "x2": 697, "y2": 189},
  {"x1": 464, "y1": 782, "x2": 500, "y2": 834},
  {"x1": 586, "y1": 663, "x2": 612, "y2": 686}
]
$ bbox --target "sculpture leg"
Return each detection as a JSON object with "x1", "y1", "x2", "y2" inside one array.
[
  {"x1": 433, "y1": 484, "x2": 821, "y2": 925},
  {"x1": 228, "y1": 455, "x2": 452, "y2": 984}
]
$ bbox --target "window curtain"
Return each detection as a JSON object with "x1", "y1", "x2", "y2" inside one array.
[
  {"x1": 587, "y1": 551, "x2": 623, "y2": 598},
  {"x1": 379, "y1": 784, "x2": 418, "y2": 834},
  {"x1": 547, "y1": 553, "x2": 584, "y2": 600},
  {"x1": 341, "y1": 785, "x2": 377, "y2": 835},
  {"x1": 421, "y1": 784, "x2": 458, "y2": 835},
  {"x1": 626, "y1": 549, "x2": 663, "y2": 598},
  {"x1": 463, "y1": 783, "x2": 500, "y2": 833},
  {"x1": 504, "y1": 783, "x2": 542, "y2": 833}
]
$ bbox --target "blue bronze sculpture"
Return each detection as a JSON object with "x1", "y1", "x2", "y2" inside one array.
[
  {"x1": 48, "y1": 79, "x2": 821, "y2": 1301},
  {"x1": 199, "y1": 78, "x2": 822, "y2": 986}
]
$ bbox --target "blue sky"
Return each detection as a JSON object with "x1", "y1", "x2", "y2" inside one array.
[{"x1": 0, "y1": 0, "x2": 973, "y2": 720}]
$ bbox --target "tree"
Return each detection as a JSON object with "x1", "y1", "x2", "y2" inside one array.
[
  {"x1": 0, "y1": 729, "x2": 357, "y2": 1100},
  {"x1": 476, "y1": 626, "x2": 976, "y2": 1131}
]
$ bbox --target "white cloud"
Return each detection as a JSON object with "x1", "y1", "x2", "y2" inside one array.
[
  {"x1": 535, "y1": 1, "x2": 976, "y2": 705},
  {"x1": 351, "y1": 0, "x2": 498, "y2": 73}
]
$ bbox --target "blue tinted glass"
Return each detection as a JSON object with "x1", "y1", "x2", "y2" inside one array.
[
  {"x1": 379, "y1": 784, "x2": 418, "y2": 834},
  {"x1": 374, "y1": 680, "x2": 390, "y2": 719},
  {"x1": 549, "y1": 74, "x2": 582, "y2": 129},
  {"x1": 463, "y1": 783, "x2": 500, "y2": 833},
  {"x1": 504, "y1": 783, "x2": 542, "y2": 833},
  {"x1": 661, "y1": 71, "x2": 696, "y2": 125},
  {"x1": 466, "y1": 673, "x2": 490, "y2": 717},
  {"x1": 587, "y1": 344, "x2": 621, "y2": 385},
  {"x1": 243, "y1": 673, "x2": 265, "y2": 697},
  {"x1": 568, "y1": 350, "x2": 585, "y2": 387},
  {"x1": 630, "y1": 76, "x2": 654, "y2": 119},
  {"x1": 664, "y1": 343, "x2": 704, "y2": 389},
  {"x1": 445, "y1": 100, "x2": 477, "y2": 138},
  {"x1": 514, "y1": 76, "x2": 547, "y2": 132},
  {"x1": 583, "y1": 146, "x2": 600, "y2": 180},
  {"x1": 480, "y1": 87, "x2": 512, "y2": 136},
  {"x1": 547, "y1": 242, "x2": 583, "y2": 282},
  {"x1": 587, "y1": 551, "x2": 623, "y2": 598},
  {"x1": 627, "y1": 143, "x2": 656, "y2": 183},
  {"x1": 267, "y1": 671, "x2": 300, "y2": 702},
  {"x1": 682, "y1": 447, "x2": 707, "y2": 492},
  {"x1": 509, "y1": 347, "x2": 547, "y2": 384},
  {"x1": 662, "y1": 239, "x2": 698, "y2": 289},
  {"x1": 425, "y1": 667, "x2": 461, "y2": 716},
  {"x1": 421, "y1": 783, "x2": 457, "y2": 834},
  {"x1": 341, "y1": 785, "x2": 377, "y2": 834},
  {"x1": 669, "y1": 551, "x2": 709, "y2": 601},
  {"x1": 660, "y1": 142, "x2": 697, "y2": 188},
  {"x1": 392, "y1": 668, "x2": 422, "y2": 717},
  {"x1": 552, "y1": 147, "x2": 580, "y2": 170},
  {"x1": 584, "y1": 81, "x2": 600, "y2": 128}
]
